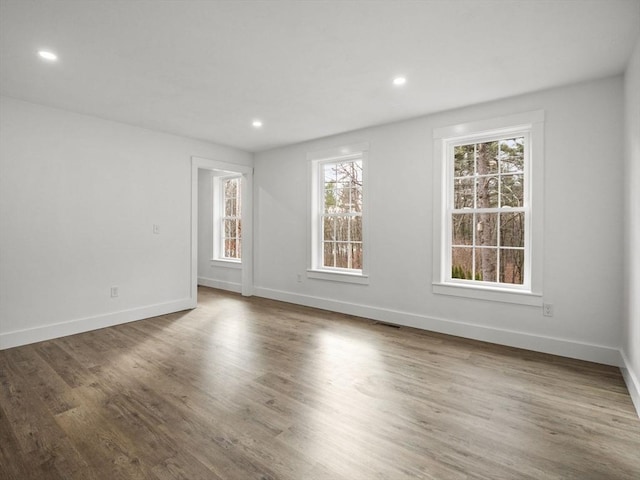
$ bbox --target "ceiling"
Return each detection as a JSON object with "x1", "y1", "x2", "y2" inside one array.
[{"x1": 1, "y1": 1, "x2": 639, "y2": 153}]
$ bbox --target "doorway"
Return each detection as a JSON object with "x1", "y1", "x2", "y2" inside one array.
[{"x1": 190, "y1": 157, "x2": 253, "y2": 307}]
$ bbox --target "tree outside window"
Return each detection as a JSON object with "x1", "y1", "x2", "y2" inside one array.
[
  {"x1": 320, "y1": 159, "x2": 363, "y2": 270},
  {"x1": 450, "y1": 136, "x2": 527, "y2": 286},
  {"x1": 221, "y1": 176, "x2": 241, "y2": 260}
]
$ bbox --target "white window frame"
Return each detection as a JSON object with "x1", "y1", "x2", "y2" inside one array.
[
  {"x1": 213, "y1": 174, "x2": 242, "y2": 265},
  {"x1": 433, "y1": 111, "x2": 544, "y2": 306},
  {"x1": 307, "y1": 143, "x2": 369, "y2": 284}
]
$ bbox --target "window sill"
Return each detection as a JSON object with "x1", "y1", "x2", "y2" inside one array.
[
  {"x1": 432, "y1": 282, "x2": 542, "y2": 306},
  {"x1": 210, "y1": 259, "x2": 242, "y2": 269},
  {"x1": 307, "y1": 269, "x2": 369, "y2": 285}
]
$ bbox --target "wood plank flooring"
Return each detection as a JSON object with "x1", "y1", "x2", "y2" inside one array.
[{"x1": 1, "y1": 286, "x2": 638, "y2": 479}]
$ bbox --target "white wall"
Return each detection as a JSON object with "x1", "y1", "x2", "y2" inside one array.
[
  {"x1": 0, "y1": 72, "x2": 633, "y2": 391},
  {"x1": 197, "y1": 169, "x2": 242, "y2": 292},
  {"x1": 0, "y1": 96, "x2": 252, "y2": 349},
  {"x1": 254, "y1": 76, "x2": 625, "y2": 366},
  {"x1": 623, "y1": 36, "x2": 640, "y2": 414}
]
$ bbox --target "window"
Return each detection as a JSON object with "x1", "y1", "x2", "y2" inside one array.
[
  {"x1": 433, "y1": 111, "x2": 544, "y2": 305},
  {"x1": 320, "y1": 158, "x2": 363, "y2": 269},
  {"x1": 308, "y1": 144, "x2": 368, "y2": 284},
  {"x1": 216, "y1": 175, "x2": 241, "y2": 261},
  {"x1": 449, "y1": 135, "x2": 527, "y2": 287}
]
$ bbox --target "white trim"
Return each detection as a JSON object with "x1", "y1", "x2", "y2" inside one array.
[
  {"x1": 433, "y1": 110, "x2": 545, "y2": 140},
  {"x1": 433, "y1": 282, "x2": 543, "y2": 306},
  {"x1": 210, "y1": 259, "x2": 242, "y2": 269},
  {"x1": 253, "y1": 286, "x2": 622, "y2": 367},
  {"x1": 306, "y1": 269, "x2": 370, "y2": 284},
  {"x1": 198, "y1": 277, "x2": 242, "y2": 294},
  {"x1": 192, "y1": 156, "x2": 253, "y2": 299},
  {"x1": 0, "y1": 299, "x2": 193, "y2": 350},
  {"x1": 620, "y1": 350, "x2": 640, "y2": 418},
  {"x1": 306, "y1": 142, "x2": 370, "y2": 162}
]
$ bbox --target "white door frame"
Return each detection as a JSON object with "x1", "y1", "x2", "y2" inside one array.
[{"x1": 191, "y1": 156, "x2": 254, "y2": 306}]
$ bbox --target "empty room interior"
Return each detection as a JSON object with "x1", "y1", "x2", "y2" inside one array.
[{"x1": 1, "y1": 0, "x2": 640, "y2": 478}]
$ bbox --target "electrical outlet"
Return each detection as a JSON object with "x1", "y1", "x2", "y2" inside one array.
[
  {"x1": 296, "y1": 274, "x2": 302, "y2": 283},
  {"x1": 110, "y1": 286, "x2": 119, "y2": 298},
  {"x1": 153, "y1": 224, "x2": 160, "y2": 234},
  {"x1": 543, "y1": 303, "x2": 553, "y2": 317}
]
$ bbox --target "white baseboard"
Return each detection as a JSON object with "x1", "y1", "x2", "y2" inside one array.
[
  {"x1": 254, "y1": 287, "x2": 623, "y2": 367},
  {"x1": 620, "y1": 351, "x2": 640, "y2": 418},
  {"x1": 198, "y1": 277, "x2": 242, "y2": 293},
  {"x1": 3, "y1": 284, "x2": 635, "y2": 415},
  {"x1": 0, "y1": 298, "x2": 194, "y2": 350}
]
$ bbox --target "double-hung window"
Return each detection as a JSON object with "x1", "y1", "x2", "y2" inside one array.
[
  {"x1": 433, "y1": 111, "x2": 544, "y2": 305},
  {"x1": 215, "y1": 175, "x2": 242, "y2": 261},
  {"x1": 450, "y1": 134, "x2": 528, "y2": 286},
  {"x1": 308, "y1": 144, "x2": 368, "y2": 284}
]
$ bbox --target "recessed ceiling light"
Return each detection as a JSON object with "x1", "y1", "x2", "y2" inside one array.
[
  {"x1": 393, "y1": 76, "x2": 407, "y2": 86},
  {"x1": 252, "y1": 120, "x2": 263, "y2": 128},
  {"x1": 38, "y1": 50, "x2": 58, "y2": 61}
]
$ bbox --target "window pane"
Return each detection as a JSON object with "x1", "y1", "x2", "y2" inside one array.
[
  {"x1": 351, "y1": 160, "x2": 363, "y2": 185},
  {"x1": 454, "y1": 144, "x2": 475, "y2": 177},
  {"x1": 451, "y1": 247, "x2": 473, "y2": 279},
  {"x1": 500, "y1": 174, "x2": 524, "y2": 207},
  {"x1": 476, "y1": 212, "x2": 497, "y2": 247},
  {"x1": 323, "y1": 242, "x2": 335, "y2": 267},
  {"x1": 334, "y1": 188, "x2": 354, "y2": 213},
  {"x1": 217, "y1": 177, "x2": 241, "y2": 260},
  {"x1": 335, "y1": 242, "x2": 349, "y2": 268},
  {"x1": 453, "y1": 178, "x2": 475, "y2": 209},
  {"x1": 225, "y1": 198, "x2": 236, "y2": 216},
  {"x1": 335, "y1": 216, "x2": 349, "y2": 242},
  {"x1": 225, "y1": 178, "x2": 238, "y2": 198},
  {"x1": 452, "y1": 213, "x2": 473, "y2": 245},
  {"x1": 477, "y1": 176, "x2": 499, "y2": 208},
  {"x1": 324, "y1": 184, "x2": 337, "y2": 213},
  {"x1": 319, "y1": 157, "x2": 364, "y2": 272},
  {"x1": 350, "y1": 216, "x2": 362, "y2": 242},
  {"x1": 499, "y1": 137, "x2": 524, "y2": 173},
  {"x1": 348, "y1": 188, "x2": 358, "y2": 213},
  {"x1": 224, "y1": 219, "x2": 236, "y2": 237},
  {"x1": 350, "y1": 243, "x2": 363, "y2": 270},
  {"x1": 352, "y1": 186, "x2": 363, "y2": 213},
  {"x1": 336, "y1": 165, "x2": 351, "y2": 187},
  {"x1": 323, "y1": 163, "x2": 337, "y2": 183},
  {"x1": 476, "y1": 141, "x2": 499, "y2": 175},
  {"x1": 475, "y1": 247, "x2": 497, "y2": 282},
  {"x1": 500, "y1": 212, "x2": 524, "y2": 247},
  {"x1": 323, "y1": 217, "x2": 335, "y2": 241},
  {"x1": 224, "y1": 239, "x2": 237, "y2": 258},
  {"x1": 500, "y1": 248, "x2": 524, "y2": 284},
  {"x1": 336, "y1": 160, "x2": 362, "y2": 188},
  {"x1": 448, "y1": 131, "x2": 529, "y2": 288},
  {"x1": 338, "y1": 179, "x2": 352, "y2": 191}
]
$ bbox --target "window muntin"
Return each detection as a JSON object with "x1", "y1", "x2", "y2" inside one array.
[
  {"x1": 319, "y1": 158, "x2": 363, "y2": 271},
  {"x1": 447, "y1": 132, "x2": 530, "y2": 289},
  {"x1": 220, "y1": 176, "x2": 241, "y2": 260}
]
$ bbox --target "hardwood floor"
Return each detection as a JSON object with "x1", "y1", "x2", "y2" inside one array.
[{"x1": 1, "y1": 286, "x2": 638, "y2": 479}]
